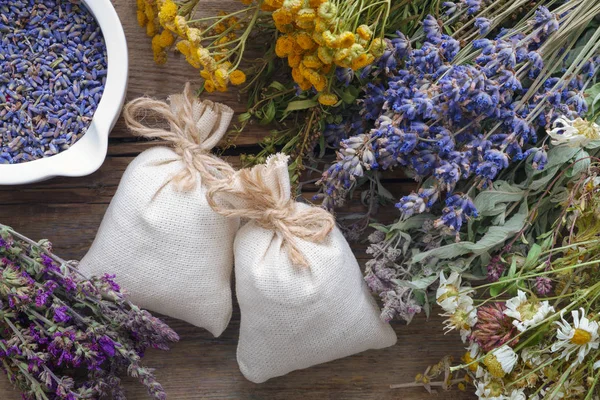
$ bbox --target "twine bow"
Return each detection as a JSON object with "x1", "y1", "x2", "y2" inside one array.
[
  {"x1": 207, "y1": 154, "x2": 336, "y2": 267},
  {"x1": 123, "y1": 83, "x2": 235, "y2": 191}
]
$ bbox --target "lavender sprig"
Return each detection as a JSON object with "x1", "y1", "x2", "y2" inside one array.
[{"x1": 0, "y1": 224, "x2": 179, "y2": 400}]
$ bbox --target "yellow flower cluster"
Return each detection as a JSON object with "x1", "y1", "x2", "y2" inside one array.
[
  {"x1": 136, "y1": 0, "x2": 248, "y2": 92},
  {"x1": 268, "y1": 0, "x2": 384, "y2": 106}
]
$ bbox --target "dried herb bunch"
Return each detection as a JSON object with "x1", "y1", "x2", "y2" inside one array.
[{"x1": 0, "y1": 225, "x2": 179, "y2": 400}]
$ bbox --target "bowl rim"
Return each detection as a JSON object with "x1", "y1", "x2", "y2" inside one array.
[{"x1": 0, "y1": 0, "x2": 129, "y2": 185}]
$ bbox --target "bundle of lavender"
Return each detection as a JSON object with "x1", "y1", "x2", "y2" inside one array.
[{"x1": 0, "y1": 224, "x2": 179, "y2": 400}]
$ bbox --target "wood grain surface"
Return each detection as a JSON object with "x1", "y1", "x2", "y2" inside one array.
[{"x1": 0, "y1": 1, "x2": 475, "y2": 399}]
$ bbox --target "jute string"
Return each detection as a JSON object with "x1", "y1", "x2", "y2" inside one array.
[
  {"x1": 207, "y1": 157, "x2": 336, "y2": 268},
  {"x1": 123, "y1": 83, "x2": 235, "y2": 192}
]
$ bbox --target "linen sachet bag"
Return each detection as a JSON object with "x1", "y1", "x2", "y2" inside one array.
[
  {"x1": 207, "y1": 154, "x2": 397, "y2": 383},
  {"x1": 79, "y1": 84, "x2": 239, "y2": 337}
]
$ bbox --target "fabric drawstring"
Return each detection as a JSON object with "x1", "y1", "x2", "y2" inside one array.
[
  {"x1": 123, "y1": 83, "x2": 235, "y2": 191},
  {"x1": 207, "y1": 154, "x2": 335, "y2": 267}
]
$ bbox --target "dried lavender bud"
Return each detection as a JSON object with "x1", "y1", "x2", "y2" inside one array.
[
  {"x1": 0, "y1": 0, "x2": 107, "y2": 163},
  {"x1": 0, "y1": 224, "x2": 179, "y2": 400}
]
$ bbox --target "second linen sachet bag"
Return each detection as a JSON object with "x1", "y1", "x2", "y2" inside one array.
[
  {"x1": 208, "y1": 154, "x2": 397, "y2": 383},
  {"x1": 79, "y1": 84, "x2": 239, "y2": 337}
]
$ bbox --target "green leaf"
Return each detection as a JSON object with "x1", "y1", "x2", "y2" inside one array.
[
  {"x1": 507, "y1": 257, "x2": 517, "y2": 277},
  {"x1": 389, "y1": 214, "x2": 435, "y2": 232},
  {"x1": 569, "y1": 149, "x2": 590, "y2": 178},
  {"x1": 268, "y1": 81, "x2": 287, "y2": 92},
  {"x1": 524, "y1": 244, "x2": 542, "y2": 270},
  {"x1": 400, "y1": 275, "x2": 438, "y2": 291},
  {"x1": 412, "y1": 203, "x2": 529, "y2": 264},
  {"x1": 489, "y1": 282, "x2": 505, "y2": 297},
  {"x1": 585, "y1": 82, "x2": 600, "y2": 116},
  {"x1": 260, "y1": 101, "x2": 276, "y2": 125},
  {"x1": 284, "y1": 99, "x2": 318, "y2": 113},
  {"x1": 474, "y1": 181, "x2": 525, "y2": 216},
  {"x1": 585, "y1": 139, "x2": 600, "y2": 149},
  {"x1": 238, "y1": 112, "x2": 252, "y2": 123}
]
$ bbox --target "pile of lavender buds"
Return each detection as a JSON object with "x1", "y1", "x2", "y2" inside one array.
[{"x1": 0, "y1": 0, "x2": 107, "y2": 163}]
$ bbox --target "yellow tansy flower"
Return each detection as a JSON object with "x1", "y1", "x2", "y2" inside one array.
[
  {"x1": 370, "y1": 38, "x2": 386, "y2": 57},
  {"x1": 146, "y1": 20, "x2": 157, "y2": 37},
  {"x1": 317, "y1": 46, "x2": 333, "y2": 64},
  {"x1": 338, "y1": 31, "x2": 355, "y2": 48},
  {"x1": 214, "y1": 68, "x2": 229, "y2": 86},
  {"x1": 322, "y1": 31, "x2": 339, "y2": 48},
  {"x1": 176, "y1": 41, "x2": 191, "y2": 57},
  {"x1": 186, "y1": 28, "x2": 202, "y2": 45},
  {"x1": 291, "y1": 67, "x2": 304, "y2": 84},
  {"x1": 303, "y1": 54, "x2": 323, "y2": 69},
  {"x1": 204, "y1": 80, "x2": 216, "y2": 93},
  {"x1": 214, "y1": 23, "x2": 227, "y2": 34},
  {"x1": 313, "y1": 76, "x2": 327, "y2": 91},
  {"x1": 144, "y1": 3, "x2": 155, "y2": 21},
  {"x1": 296, "y1": 8, "x2": 317, "y2": 23},
  {"x1": 158, "y1": 29, "x2": 175, "y2": 47},
  {"x1": 229, "y1": 70, "x2": 247, "y2": 85},
  {"x1": 137, "y1": 10, "x2": 148, "y2": 28},
  {"x1": 297, "y1": 79, "x2": 312, "y2": 91},
  {"x1": 275, "y1": 35, "x2": 294, "y2": 57},
  {"x1": 283, "y1": 0, "x2": 303, "y2": 12},
  {"x1": 173, "y1": 16, "x2": 188, "y2": 37},
  {"x1": 288, "y1": 54, "x2": 302, "y2": 68},
  {"x1": 265, "y1": 0, "x2": 284, "y2": 7},
  {"x1": 351, "y1": 53, "x2": 374, "y2": 70},
  {"x1": 314, "y1": 17, "x2": 329, "y2": 33},
  {"x1": 296, "y1": 32, "x2": 315, "y2": 50},
  {"x1": 309, "y1": 0, "x2": 327, "y2": 7},
  {"x1": 357, "y1": 25, "x2": 372, "y2": 41},
  {"x1": 318, "y1": 2, "x2": 337, "y2": 20},
  {"x1": 273, "y1": 8, "x2": 294, "y2": 25},
  {"x1": 318, "y1": 92, "x2": 338, "y2": 106},
  {"x1": 200, "y1": 69, "x2": 212, "y2": 80},
  {"x1": 158, "y1": 0, "x2": 178, "y2": 26}
]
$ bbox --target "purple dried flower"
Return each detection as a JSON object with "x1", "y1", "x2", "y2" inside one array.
[
  {"x1": 534, "y1": 276, "x2": 553, "y2": 295},
  {"x1": 52, "y1": 306, "x2": 71, "y2": 323}
]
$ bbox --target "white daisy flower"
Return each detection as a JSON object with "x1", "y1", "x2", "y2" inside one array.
[
  {"x1": 483, "y1": 345, "x2": 518, "y2": 378},
  {"x1": 474, "y1": 373, "x2": 506, "y2": 400},
  {"x1": 547, "y1": 117, "x2": 600, "y2": 148},
  {"x1": 441, "y1": 296, "x2": 477, "y2": 343},
  {"x1": 506, "y1": 389, "x2": 525, "y2": 400},
  {"x1": 436, "y1": 271, "x2": 473, "y2": 313},
  {"x1": 503, "y1": 290, "x2": 555, "y2": 332},
  {"x1": 551, "y1": 308, "x2": 599, "y2": 365}
]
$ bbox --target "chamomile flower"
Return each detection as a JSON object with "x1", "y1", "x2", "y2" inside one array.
[
  {"x1": 483, "y1": 345, "x2": 518, "y2": 378},
  {"x1": 474, "y1": 373, "x2": 506, "y2": 400},
  {"x1": 506, "y1": 389, "x2": 526, "y2": 400},
  {"x1": 436, "y1": 271, "x2": 474, "y2": 313},
  {"x1": 551, "y1": 308, "x2": 599, "y2": 364},
  {"x1": 547, "y1": 117, "x2": 600, "y2": 148},
  {"x1": 442, "y1": 296, "x2": 477, "y2": 342},
  {"x1": 503, "y1": 290, "x2": 555, "y2": 332}
]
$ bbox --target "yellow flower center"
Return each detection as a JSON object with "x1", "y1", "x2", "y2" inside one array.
[
  {"x1": 437, "y1": 284, "x2": 459, "y2": 303},
  {"x1": 462, "y1": 351, "x2": 478, "y2": 372},
  {"x1": 573, "y1": 119, "x2": 600, "y2": 140},
  {"x1": 571, "y1": 328, "x2": 593, "y2": 345},
  {"x1": 484, "y1": 354, "x2": 506, "y2": 378},
  {"x1": 516, "y1": 302, "x2": 539, "y2": 321}
]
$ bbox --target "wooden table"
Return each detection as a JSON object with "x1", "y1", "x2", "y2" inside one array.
[{"x1": 0, "y1": 1, "x2": 474, "y2": 399}]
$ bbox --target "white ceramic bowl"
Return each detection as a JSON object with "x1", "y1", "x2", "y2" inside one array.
[{"x1": 0, "y1": 0, "x2": 128, "y2": 185}]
